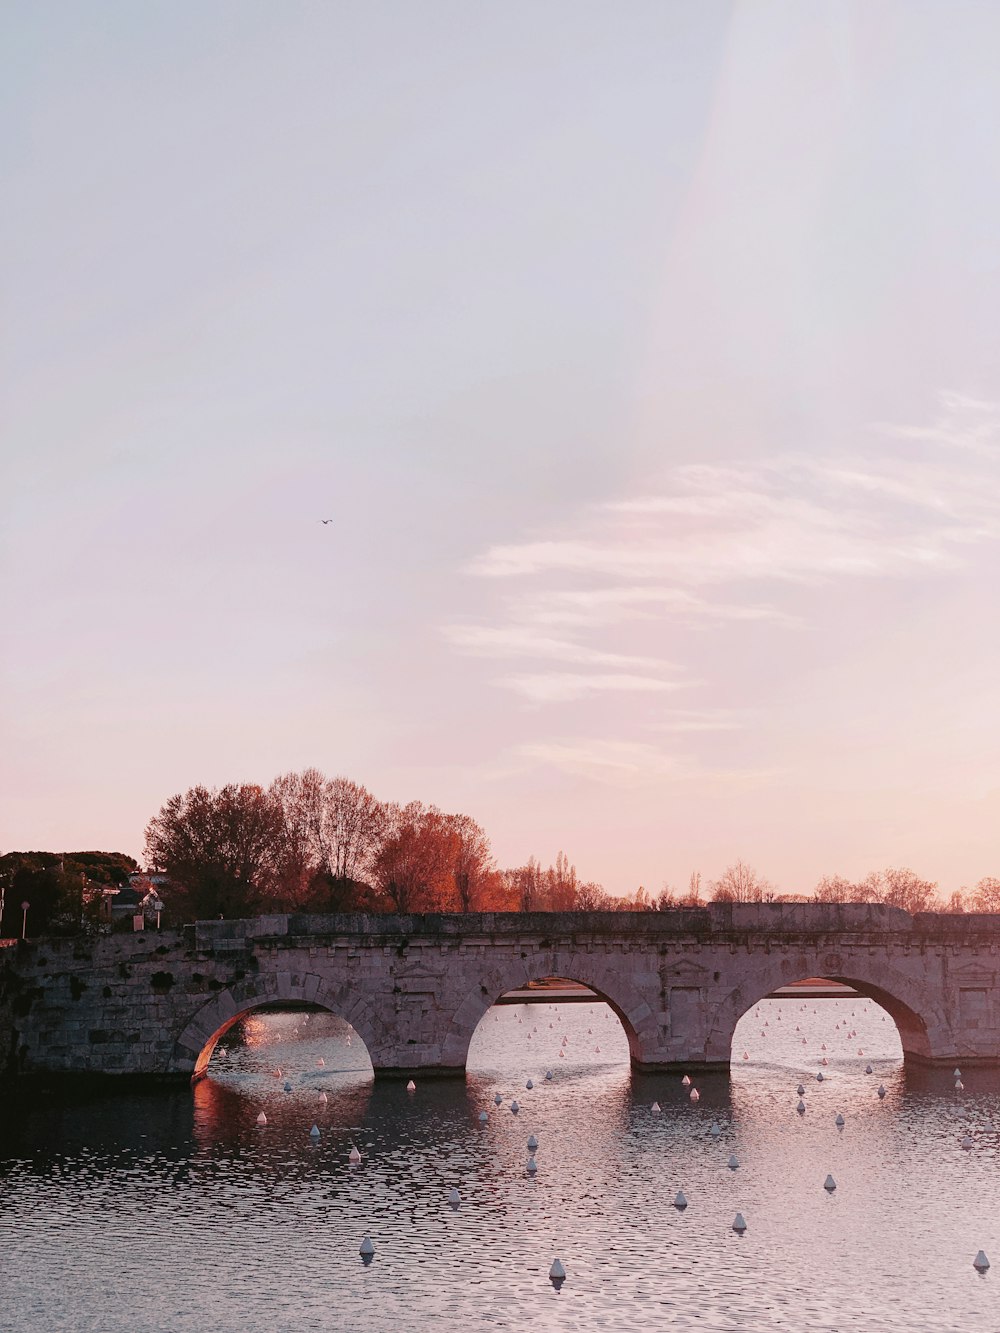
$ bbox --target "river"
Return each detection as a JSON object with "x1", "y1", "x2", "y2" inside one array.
[{"x1": 2, "y1": 996, "x2": 998, "y2": 1331}]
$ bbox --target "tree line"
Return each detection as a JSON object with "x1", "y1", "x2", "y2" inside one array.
[
  {"x1": 4, "y1": 781, "x2": 999, "y2": 933},
  {"x1": 141, "y1": 770, "x2": 643, "y2": 923}
]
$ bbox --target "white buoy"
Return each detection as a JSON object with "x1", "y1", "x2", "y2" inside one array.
[
  {"x1": 742, "y1": 1051, "x2": 749, "y2": 1061},
  {"x1": 283, "y1": 1081, "x2": 292, "y2": 1092},
  {"x1": 527, "y1": 1134, "x2": 538, "y2": 1150},
  {"x1": 824, "y1": 1174, "x2": 836, "y2": 1191},
  {"x1": 732, "y1": 1213, "x2": 747, "y2": 1233},
  {"x1": 317, "y1": 1057, "x2": 325, "y2": 1068},
  {"x1": 865, "y1": 1065, "x2": 873, "y2": 1075},
  {"x1": 690, "y1": 1088, "x2": 700, "y2": 1102},
  {"x1": 797, "y1": 1084, "x2": 806, "y2": 1096},
  {"x1": 797, "y1": 1100, "x2": 806, "y2": 1114},
  {"x1": 511, "y1": 1100, "x2": 520, "y2": 1114},
  {"x1": 962, "y1": 1135, "x2": 974, "y2": 1150},
  {"x1": 527, "y1": 1155, "x2": 538, "y2": 1173},
  {"x1": 319, "y1": 1091, "x2": 328, "y2": 1104},
  {"x1": 878, "y1": 1085, "x2": 887, "y2": 1099},
  {"x1": 495, "y1": 1094, "x2": 503, "y2": 1105},
  {"x1": 349, "y1": 1145, "x2": 362, "y2": 1164},
  {"x1": 710, "y1": 1122, "x2": 721, "y2": 1137},
  {"x1": 835, "y1": 1113, "x2": 845, "y2": 1127},
  {"x1": 526, "y1": 1079, "x2": 534, "y2": 1090},
  {"x1": 559, "y1": 1050, "x2": 565, "y2": 1058},
  {"x1": 681, "y1": 1075, "x2": 691, "y2": 1087},
  {"x1": 448, "y1": 1187, "x2": 461, "y2": 1205},
  {"x1": 651, "y1": 1101, "x2": 661, "y2": 1113},
  {"x1": 728, "y1": 1154, "x2": 739, "y2": 1170},
  {"x1": 479, "y1": 1110, "x2": 489, "y2": 1122},
  {"x1": 256, "y1": 1112, "x2": 267, "y2": 1126},
  {"x1": 954, "y1": 1068, "x2": 962, "y2": 1079},
  {"x1": 674, "y1": 1190, "x2": 688, "y2": 1210},
  {"x1": 359, "y1": 1235, "x2": 375, "y2": 1258},
  {"x1": 956, "y1": 1080, "x2": 965, "y2": 1091},
  {"x1": 549, "y1": 1259, "x2": 566, "y2": 1281},
  {"x1": 974, "y1": 1250, "x2": 990, "y2": 1272},
  {"x1": 816, "y1": 1072, "x2": 824, "y2": 1082},
  {"x1": 594, "y1": 1045, "x2": 600, "y2": 1053},
  {"x1": 310, "y1": 1124, "x2": 321, "y2": 1138},
  {"x1": 406, "y1": 1079, "x2": 416, "y2": 1093},
  {"x1": 545, "y1": 1070, "x2": 553, "y2": 1080}
]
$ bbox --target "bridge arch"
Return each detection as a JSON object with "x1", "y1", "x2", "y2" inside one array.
[
  {"x1": 441, "y1": 954, "x2": 659, "y2": 1070},
  {"x1": 706, "y1": 955, "x2": 952, "y2": 1065},
  {"x1": 169, "y1": 971, "x2": 381, "y2": 1080}
]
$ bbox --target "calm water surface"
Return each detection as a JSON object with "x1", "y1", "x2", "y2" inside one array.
[{"x1": 3, "y1": 998, "x2": 1000, "y2": 1331}]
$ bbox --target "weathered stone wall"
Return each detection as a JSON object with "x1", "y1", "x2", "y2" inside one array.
[{"x1": 2, "y1": 907, "x2": 1000, "y2": 1079}]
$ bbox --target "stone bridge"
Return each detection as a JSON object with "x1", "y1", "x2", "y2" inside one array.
[{"x1": 3, "y1": 904, "x2": 1000, "y2": 1079}]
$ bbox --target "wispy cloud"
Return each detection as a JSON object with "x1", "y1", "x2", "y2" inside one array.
[
  {"x1": 494, "y1": 673, "x2": 687, "y2": 703},
  {"x1": 505, "y1": 737, "x2": 785, "y2": 789},
  {"x1": 442, "y1": 624, "x2": 668, "y2": 669},
  {"x1": 447, "y1": 393, "x2": 1000, "y2": 739}
]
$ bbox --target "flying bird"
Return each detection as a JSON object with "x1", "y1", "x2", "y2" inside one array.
[{"x1": 319, "y1": 519, "x2": 333, "y2": 524}]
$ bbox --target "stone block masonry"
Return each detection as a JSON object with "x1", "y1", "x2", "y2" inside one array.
[{"x1": 2, "y1": 905, "x2": 999, "y2": 1079}]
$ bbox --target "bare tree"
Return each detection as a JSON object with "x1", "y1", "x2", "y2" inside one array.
[
  {"x1": 446, "y1": 812, "x2": 494, "y2": 912},
  {"x1": 709, "y1": 860, "x2": 773, "y2": 903},
  {"x1": 869, "y1": 867, "x2": 938, "y2": 913},
  {"x1": 970, "y1": 877, "x2": 1000, "y2": 911},
  {"x1": 373, "y1": 802, "x2": 457, "y2": 913}
]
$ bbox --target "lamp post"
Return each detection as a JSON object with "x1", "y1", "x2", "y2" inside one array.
[{"x1": 21, "y1": 900, "x2": 30, "y2": 940}]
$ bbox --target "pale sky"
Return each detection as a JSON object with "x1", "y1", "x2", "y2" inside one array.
[{"x1": 2, "y1": 1, "x2": 999, "y2": 897}]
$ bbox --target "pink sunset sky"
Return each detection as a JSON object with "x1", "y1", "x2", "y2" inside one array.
[{"x1": 2, "y1": 2, "x2": 999, "y2": 897}]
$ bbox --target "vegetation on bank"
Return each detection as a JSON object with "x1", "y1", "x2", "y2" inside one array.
[{"x1": 4, "y1": 771, "x2": 999, "y2": 932}]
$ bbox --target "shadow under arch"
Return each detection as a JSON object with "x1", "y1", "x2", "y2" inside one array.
[
  {"x1": 712, "y1": 962, "x2": 945, "y2": 1065},
  {"x1": 169, "y1": 971, "x2": 380, "y2": 1080},
  {"x1": 443, "y1": 961, "x2": 659, "y2": 1071}
]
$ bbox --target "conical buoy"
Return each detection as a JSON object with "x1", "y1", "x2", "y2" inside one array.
[
  {"x1": 526, "y1": 1156, "x2": 538, "y2": 1173},
  {"x1": 545, "y1": 1071, "x2": 553, "y2": 1080},
  {"x1": 824, "y1": 1174, "x2": 836, "y2": 1191},
  {"x1": 797, "y1": 1084, "x2": 805, "y2": 1096},
  {"x1": 728, "y1": 1155, "x2": 739, "y2": 1169},
  {"x1": 877, "y1": 1085, "x2": 887, "y2": 1099},
  {"x1": 511, "y1": 1100, "x2": 520, "y2": 1114},
  {"x1": 526, "y1": 1079, "x2": 533, "y2": 1089},
  {"x1": 283, "y1": 1081, "x2": 292, "y2": 1092},
  {"x1": 732, "y1": 1213, "x2": 747, "y2": 1233},
  {"x1": 319, "y1": 1091, "x2": 328, "y2": 1104},
  {"x1": 956, "y1": 1080, "x2": 965, "y2": 1091},
  {"x1": 406, "y1": 1080, "x2": 416, "y2": 1092},
  {"x1": 527, "y1": 1134, "x2": 538, "y2": 1150},
  {"x1": 479, "y1": 1111, "x2": 489, "y2": 1122},
  {"x1": 835, "y1": 1114, "x2": 845, "y2": 1127},
  {"x1": 681, "y1": 1075, "x2": 691, "y2": 1087},
  {"x1": 974, "y1": 1250, "x2": 990, "y2": 1272},
  {"x1": 743, "y1": 1051, "x2": 749, "y2": 1060},
  {"x1": 651, "y1": 1101, "x2": 661, "y2": 1113},
  {"x1": 349, "y1": 1145, "x2": 362, "y2": 1164},
  {"x1": 962, "y1": 1135, "x2": 974, "y2": 1150},
  {"x1": 448, "y1": 1187, "x2": 461, "y2": 1206},
  {"x1": 256, "y1": 1112, "x2": 267, "y2": 1126},
  {"x1": 317, "y1": 1057, "x2": 325, "y2": 1067},
  {"x1": 674, "y1": 1190, "x2": 688, "y2": 1209},
  {"x1": 797, "y1": 1100, "x2": 806, "y2": 1114},
  {"x1": 865, "y1": 1065, "x2": 873, "y2": 1075},
  {"x1": 816, "y1": 1072, "x2": 824, "y2": 1082},
  {"x1": 690, "y1": 1088, "x2": 700, "y2": 1102},
  {"x1": 954, "y1": 1068, "x2": 962, "y2": 1079},
  {"x1": 495, "y1": 1094, "x2": 503, "y2": 1105},
  {"x1": 309, "y1": 1124, "x2": 321, "y2": 1138},
  {"x1": 359, "y1": 1235, "x2": 375, "y2": 1258},
  {"x1": 559, "y1": 1050, "x2": 565, "y2": 1058},
  {"x1": 710, "y1": 1122, "x2": 721, "y2": 1137},
  {"x1": 549, "y1": 1259, "x2": 566, "y2": 1282}
]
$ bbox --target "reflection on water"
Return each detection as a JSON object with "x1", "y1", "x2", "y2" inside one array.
[{"x1": 3, "y1": 999, "x2": 1000, "y2": 1331}]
